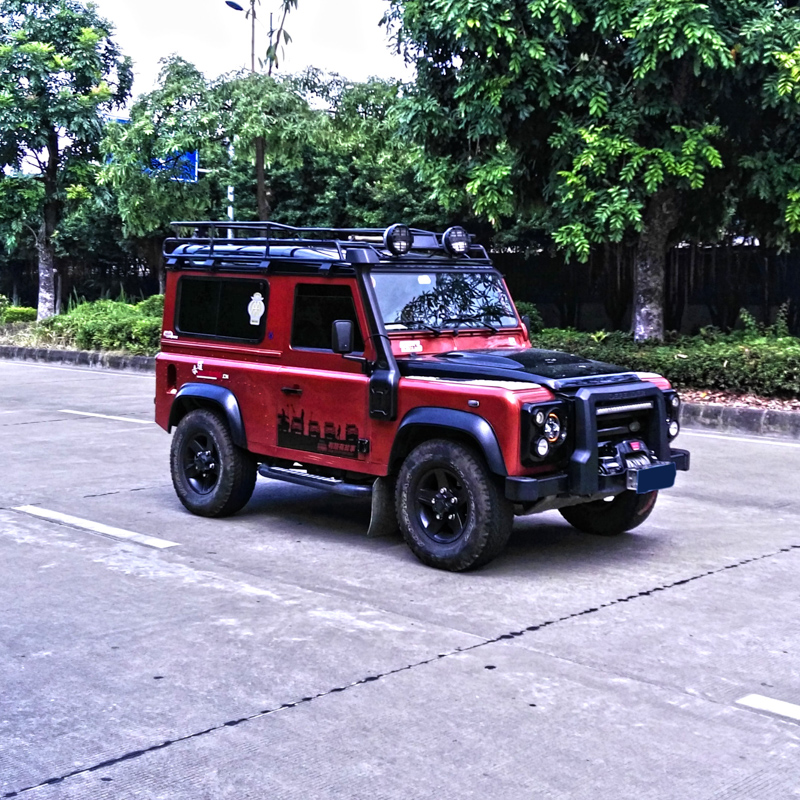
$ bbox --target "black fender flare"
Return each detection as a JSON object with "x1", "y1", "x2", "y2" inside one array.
[
  {"x1": 393, "y1": 407, "x2": 507, "y2": 476},
  {"x1": 168, "y1": 384, "x2": 247, "y2": 448}
]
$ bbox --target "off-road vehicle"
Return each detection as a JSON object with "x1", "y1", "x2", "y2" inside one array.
[{"x1": 155, "y1": 222, "x2": 689, "y2": 571}]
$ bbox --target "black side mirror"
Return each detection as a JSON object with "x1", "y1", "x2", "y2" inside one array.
[
  {"x1": 521, "y1": 314, "x2": 532, "y2": 338},
  {"x1": 332, "y1": 319, "x2": 354, "y2": 354}
]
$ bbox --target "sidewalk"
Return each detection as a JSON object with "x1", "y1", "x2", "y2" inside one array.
[{"x1": 2, "y1": 345, "x2": 798, "y2": 440}]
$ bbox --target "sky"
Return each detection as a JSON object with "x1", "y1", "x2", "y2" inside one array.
[{"x1": 91, "y1": 0, "x2": 413, "y2": 99}]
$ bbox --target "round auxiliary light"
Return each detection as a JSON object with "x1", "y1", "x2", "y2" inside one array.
[
  {"x1": 383, "y1": 223, "x2": 413, "y2": 256},
  {"x1": 443, "y1": 225, "x2": 470, "y2": 256},
  {"x1": 671, "y1": 394, "x2": 681, "y2": 410},
  {"x1": 535, "y1": 438, "x2": 550, "y2": 458},
  {"x1": 534, "y1": 410, "x2": 546, "y2": 427},
  {"x1": 629, "y1": 420, "x2": 642, "y2": 433},
  {"x1": 668, "y1": 420, "x2": 680, "y2": 438},
  {"x1": 543, "y1": 411, "x2": 562, "y2": 444}
]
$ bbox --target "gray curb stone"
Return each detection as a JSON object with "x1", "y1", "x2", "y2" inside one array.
[{"x1": 1, "y1": 346, "x2": 797, "y2": 440}]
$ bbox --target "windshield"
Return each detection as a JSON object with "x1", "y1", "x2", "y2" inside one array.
[{"x1": 372, "y1": 271, "x2": 518, "y2": 333}]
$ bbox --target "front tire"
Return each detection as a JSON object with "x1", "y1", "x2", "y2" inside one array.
[
  {"x1": 396, "y1": 439, "x2": 513, "y2": 571},
  {"x1": 170, "y1": 409, "x2": 256, "y2": 517},
  {"x1": 559, "y1": 490, "x2": 658, "y2": 536}
]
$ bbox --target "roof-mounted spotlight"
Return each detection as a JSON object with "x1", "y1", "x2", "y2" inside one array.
[
  {"x1": 443, "y1": 225, "x2": 470, "y2": 256},
  {"x1": 383, "y1": 223, "x2": 413, "y2": 256}
]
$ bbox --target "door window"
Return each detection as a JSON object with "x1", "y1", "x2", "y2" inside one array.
[{"x1": 291, "y1": 284, "x2": 365, "y2": 351}]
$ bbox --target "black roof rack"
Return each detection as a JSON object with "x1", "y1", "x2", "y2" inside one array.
[{"x1": 163, "y1": 220, "x2": 492, "y2": 273}]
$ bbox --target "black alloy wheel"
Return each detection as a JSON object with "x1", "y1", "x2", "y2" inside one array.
[
  {"x1": 170, "y1": 408, "x2": 257, "y2": 517},
  {"x1": 396, "y1": 439, "x2": 514, "y2": 571},
  {"x1": 413, "y1": 466, "x2": 469, "y2": 544}
]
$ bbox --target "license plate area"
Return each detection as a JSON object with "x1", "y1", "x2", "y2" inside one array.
[{"x1": 626, "y1": 461, "x2": 677, "y2": 493}]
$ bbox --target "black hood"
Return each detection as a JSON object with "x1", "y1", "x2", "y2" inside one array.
[{"x1": 398, "y1": 348, "x2": 641, "y2": 391}]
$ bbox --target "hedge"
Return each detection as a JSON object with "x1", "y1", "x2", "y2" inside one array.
[{"x1": 3, "y1": 306, "x2": 36, "y2": 323}]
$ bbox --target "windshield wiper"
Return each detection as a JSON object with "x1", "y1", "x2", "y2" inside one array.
[
  {"x1": 442, "y1": 315, "x2": 499, "y2": 334},
  {"x1": 394, "y1": 319, "x2": 442, "y2": 336}
]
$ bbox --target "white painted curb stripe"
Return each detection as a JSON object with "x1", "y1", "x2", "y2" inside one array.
[
  {"x1": 682, "y1": 430, "x2": 800, "y2": 449},
  {"x1": 59, "y1": 409, "x2": 153, "y2": 425},
  {"x1": 13, "y1": 506, "x2": 179, "y2": 550},
  {"x1": 736, "y1": 694, "x2": 800, "y2": 722}
]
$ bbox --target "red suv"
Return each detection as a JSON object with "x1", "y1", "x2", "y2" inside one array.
[{"x1": 155, "y1": 222, "x2": 689, "y2": 571}]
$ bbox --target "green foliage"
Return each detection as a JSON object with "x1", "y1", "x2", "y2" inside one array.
[
  {"x1": 514, "y1": 300, "x2": 544, "y2": 333},
  {"x1": 531, "y1": 326, "x2": 800, "y2": 397},
  {"x1": 0, "y1": 293, "x2": 7, "y2": 318},
  {"x1": 38, "y1": 296, "x2": 163, "y2": 354},
  {"x1": 385, "y1": 0, "x2": 800, "y2": 251},
  {"x1": 3, "y1": 306, "x2": 36, "y2": 323}
]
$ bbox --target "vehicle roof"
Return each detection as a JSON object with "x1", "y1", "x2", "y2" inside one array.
[{"x1": 163, "y1": 221, "x2": 496, "y2": 275}]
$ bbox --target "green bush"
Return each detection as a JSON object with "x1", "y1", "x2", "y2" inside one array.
[
  {"x1": 39, "y1": 295, "x2": 163, "y2": 355},
  {"x1": 532, "y1": 324, "x2": 800, "y2": 398},
  {"x1": 3, "y1": 306, "x2": 36, "y2": 323},
  {"x1": 514, "y1": 301, "x2": 544, "y2": 333}
]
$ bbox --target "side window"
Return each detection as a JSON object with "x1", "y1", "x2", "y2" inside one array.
[
  {"x1": 292, "y1": 284, "x2": 365, "y2": 351},
  {"x1": 176, "y1": 278, "x2": 268, "y2": 341}
]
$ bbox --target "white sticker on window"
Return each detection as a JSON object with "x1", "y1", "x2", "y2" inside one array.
[
  {"x1": 247, "y1": 292, "x2": 266, "y2": 326},
  {"x1": 417, "y1": 275, "x2": 432, "y2": 285},
  {"x1": 399, "y1": 340, "x2": 423, "y2": 353}
]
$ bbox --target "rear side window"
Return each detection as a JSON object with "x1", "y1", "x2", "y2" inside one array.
[
  {"x1": 292, "y1": 284, "x2": 365, "y2": 351},
  {"x1": 176, "y1": 278, "x2": 268, "y2": 341}
]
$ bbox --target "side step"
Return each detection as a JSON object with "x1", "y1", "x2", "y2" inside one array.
[{"x1": 258, "y1": 465, "x2": 373, "y2": 498}]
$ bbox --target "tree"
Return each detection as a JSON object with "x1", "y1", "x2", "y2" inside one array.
[
  {"x1": 101, "y1": 58, "x2": 218, "y2": 293},
  {"x1": 385, "y1": 0, "x2": 800, "y2": 340},
  {"x1": 0, "y1": 0, "x2": 131, "y2": 319}
]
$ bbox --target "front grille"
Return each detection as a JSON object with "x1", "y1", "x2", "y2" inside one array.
[{"x1": 596, "y1": 401, "x2": 654, "y2": 416}]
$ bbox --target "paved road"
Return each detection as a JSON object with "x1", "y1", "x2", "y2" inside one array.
[{"x1": 1, "y1": 360, "x2": 799, "y2": 799}]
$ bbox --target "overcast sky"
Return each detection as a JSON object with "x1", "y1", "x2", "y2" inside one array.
[{"x1": 91, "y1": 0, "x2": 413, "y2": 98}]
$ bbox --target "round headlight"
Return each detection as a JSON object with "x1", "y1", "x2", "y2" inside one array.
[
  {"x1": 671, "y1": 395, "x2": 680, "y2": 410},
  {"x1": 536, "y1": 438, "x2": 550, "y2": 458},
  {"x1": 383, "y1": 223, "x2": 413, "y2": 256},
  {"x1": 442, "y1": 226, "x2": 470, "y2": 256},
  {"x1": 534, "y1": 410, "x2": 546, "y2": 427},
  {"x1": 544, "y1": 411, "x2": 562, "y2": 443},
  {"x1": 668, "y1": 420, "x2": 680, "y2": 438}
]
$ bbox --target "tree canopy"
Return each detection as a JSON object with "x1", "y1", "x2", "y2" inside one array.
[
  {"x1": 385, "y1": 0, "x2": 800, "y2": 339},
  {"x1": 0, "y1": 0, "x2": 131, "y2": 317}
]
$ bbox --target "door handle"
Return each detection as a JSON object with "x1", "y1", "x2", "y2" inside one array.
[{"x1": 281, "y1": 386, "x2": 303, "y2": 396}]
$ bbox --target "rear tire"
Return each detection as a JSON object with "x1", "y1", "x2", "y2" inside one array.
[
  {"x1": 559, "y1": 490, "x2": 658, "y2": 536},
  {"x1": 170, "y1": 409, "x2": 256, "y2": 517},
  {"x1": 396, "y1": 439, "x2": 513, "y2": 571}
]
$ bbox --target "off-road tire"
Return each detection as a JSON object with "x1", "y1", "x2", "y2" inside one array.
[
  {"x1": 396, "y1": 439, "x2": 513, "y2": 571},
  {"x1": 171, "y1": 409, "x2": 257, "y2": 517},
  {"x1": 559, "y1": 490, "x2": 658, "y2": 536}
]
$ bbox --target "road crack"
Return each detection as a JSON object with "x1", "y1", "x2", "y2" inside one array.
[{"x1": 5, "y1": 541, "x2": 800, "y2": 797}]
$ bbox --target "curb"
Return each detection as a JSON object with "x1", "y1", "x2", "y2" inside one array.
[
  {"x1": 0, "y1": 345, "x2": 155, "y2": 373},
  {"x1": 1, "y1": 346, "x2": 797, "y2": 440}
]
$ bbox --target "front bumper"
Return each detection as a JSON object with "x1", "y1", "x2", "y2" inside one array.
[{"x1": 505, "y1": 447, "x2": 690, "y2": 503}]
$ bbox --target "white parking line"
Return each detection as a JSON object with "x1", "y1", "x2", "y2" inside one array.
[
  {"x1": 59, "y1": 409, "x2": 153, "y2": 425},
  {"x1": 681, "y1": 430, "x2": 800, "y2": 449},
  {"x1": 736, "y1": 694, "x2": 800, "y2": 722},
  {"x1": 12, "y1": 506, "x2": 179, "y2": 549}
]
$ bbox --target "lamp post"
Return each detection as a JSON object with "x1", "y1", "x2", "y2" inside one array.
[{"x1": 224, "y1": 0, "x2": 257, "y2": 74}]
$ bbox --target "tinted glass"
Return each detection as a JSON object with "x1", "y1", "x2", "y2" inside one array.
[
  {"x1": 177, "y1": 278, "x2": 268, "y2": 341},
  {"x1": 292, "y1": 284, "x2": 365, "y2": 351}
]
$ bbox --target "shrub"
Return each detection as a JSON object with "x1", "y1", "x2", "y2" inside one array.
[
  {"x1": 514, "y1": 300, "x2": 544, "y2": 333},
  {"x1": 3, "y1": 306, "x2": 36, "y2": 324},
  {"x1": 0, "y1": 294, "x2": 8, "y2": 319}
]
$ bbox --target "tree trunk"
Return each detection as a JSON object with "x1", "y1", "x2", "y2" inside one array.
[
  {"x1": 137, "y1": 236, "x2": 166, "y2": 294},
  {"x1": 37, "y1": 127, "x2": 60, "y2": 321},
  {"x1": 255, "y1": 136, "x2": 271, "y2": 220},
  {"x1": 632, "y1": 189, "x2": 679, "y2": 342}
]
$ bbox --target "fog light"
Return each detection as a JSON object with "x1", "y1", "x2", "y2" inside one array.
[
  {"x1": 534, "y1": 410, "x2": 545, "y2": 426},
  {"x1": 668, "y1": 420, "x2": 680, "y2": 438},
  {"x1": 671, "y1": 395, "x2": 680, "y2": 410},
  {"x1": 629, "y1": 420, "x2": 641, "y2": 433},
  {"x1": 535, "y1": 438, "x2": 550, "y2": 458}
]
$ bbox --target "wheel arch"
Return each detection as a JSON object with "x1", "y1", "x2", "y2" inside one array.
[
  {"x1": 168, "y1": 384, "x2": 247, "y2": 448},
  {"x1": 390, "y1": 407, "x2": 507, "y2": 476}
]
